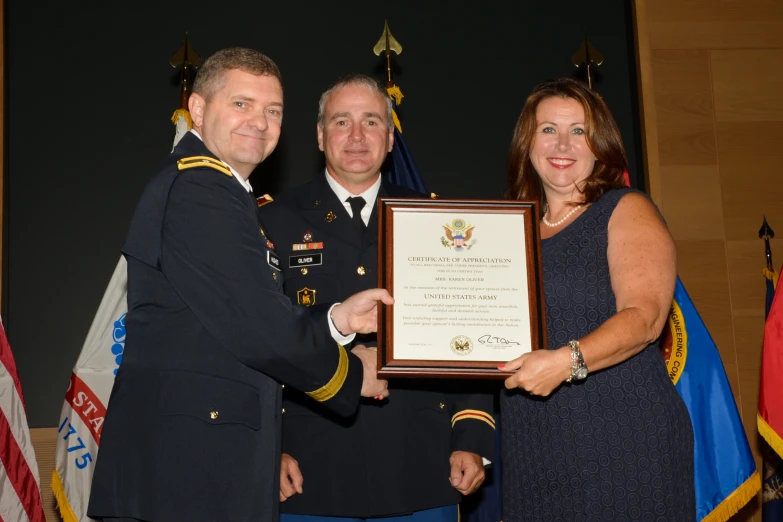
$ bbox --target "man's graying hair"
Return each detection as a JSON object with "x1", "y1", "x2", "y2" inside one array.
[
  {"x1": 193, "y1": 47, "x2": 281, "y2": 100},
  {"x1": 317, "y1": 74, "x2": 392, "y2": 128}
]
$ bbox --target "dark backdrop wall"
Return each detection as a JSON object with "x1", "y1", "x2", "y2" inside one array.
[{"x1": 6, "y1": 1, "x2": 642, "y2": 427}]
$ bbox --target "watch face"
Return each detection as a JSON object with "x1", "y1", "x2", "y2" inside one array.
[{"x1": 576, "y1": 368, "x2": 588, "y2": 379}]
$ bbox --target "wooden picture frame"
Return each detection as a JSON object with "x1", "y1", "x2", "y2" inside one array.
[{"x1": 377, "y1": 198, "x2": 547, "y2": 379}]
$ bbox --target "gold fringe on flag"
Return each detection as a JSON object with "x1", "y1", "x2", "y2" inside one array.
[
  {"x1": 700, "y1": 470, "x2": 760, "y2": 522},
  {"x1": 170, "y1": 108, "x2": 193, "y2": 129},
  {"x1": 386, "y1": 86, "x2": 404, "y2": 105},
  {"x1": 391, "y1": 110, "x2": 402, "y2": 134},
  {"x1": 764, "y1": 267, "x2": 779, "y2": 290},
  {"x1": 386, "y1": 86, "x2": 404, "y2": 133},
  {"x1": 52, "y1": 469, "x2": 79, "y2": 522}
]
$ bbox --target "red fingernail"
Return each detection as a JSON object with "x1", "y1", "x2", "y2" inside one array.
[{"x1": 498, "y1": 364, "x2": 505, "y2": 370}]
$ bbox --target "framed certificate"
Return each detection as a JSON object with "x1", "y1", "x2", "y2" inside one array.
[{"x1": 377, "y1": 198, "x2": 547, "y2": 379}]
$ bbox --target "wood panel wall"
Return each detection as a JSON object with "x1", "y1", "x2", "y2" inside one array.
[{"x1": 634, "y1": 0, "x2": 783, "y2": 519}]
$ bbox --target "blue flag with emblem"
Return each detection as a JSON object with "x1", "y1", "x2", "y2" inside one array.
[
  {"x1": 381, "y1": 83, "x2": 501, "y2": 522},
  {"x1": 661, "y1": 278, "x2": 759, "y2": 521}
]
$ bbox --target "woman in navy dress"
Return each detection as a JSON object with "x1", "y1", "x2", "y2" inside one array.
[{"x1": 499, "y1": 77, "x2": 695, "y2": 521}]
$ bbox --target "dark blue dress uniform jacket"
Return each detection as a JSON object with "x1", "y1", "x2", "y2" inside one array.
[
  {"x1": 87, "y1": 133, "x2": 363, "y2": 522},
  {"x1": 258, "y1": 175, "x2": 496, "y2": 518}
]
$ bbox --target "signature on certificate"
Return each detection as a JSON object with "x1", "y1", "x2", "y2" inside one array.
[{"x1": 478, "y1": 334, "x2": 520, "y2": 346}]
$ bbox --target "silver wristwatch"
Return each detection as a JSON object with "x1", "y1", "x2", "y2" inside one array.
[{"x1": 566, "y1": 340, "x2": 588, "y2": 383}]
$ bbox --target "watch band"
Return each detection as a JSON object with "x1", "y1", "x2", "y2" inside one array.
[{"x1": 566, "y1": 339, "x2": 588, "y2": 383}]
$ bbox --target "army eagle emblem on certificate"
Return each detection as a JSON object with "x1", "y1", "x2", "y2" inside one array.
[{"x1": 441, "y1": 218, "x2": 476, "y2": 251}]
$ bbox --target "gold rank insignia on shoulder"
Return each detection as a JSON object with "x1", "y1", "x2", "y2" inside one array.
[
  {"x1": 297, "y1": 287, "x2": 316, "y2": 306},
  {"x1": 257, "y1": 194, "x2": 274, "y2": 208},
  {"x1": 177, "y1": 156, "x2": 232, "y2": 177}
]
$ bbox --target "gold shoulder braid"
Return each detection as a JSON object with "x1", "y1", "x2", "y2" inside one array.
[{"x1": 177, "y1": 156, "x2": 232, "y2": 177}]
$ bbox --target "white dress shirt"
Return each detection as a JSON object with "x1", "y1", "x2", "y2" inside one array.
[{"x1": 324, "y1": 170, "x2": 382, "y2": 225}]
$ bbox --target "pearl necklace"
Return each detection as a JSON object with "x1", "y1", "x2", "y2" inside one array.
[{"x1": 542, "y1": 203, "x2": 583, "y2": 228}]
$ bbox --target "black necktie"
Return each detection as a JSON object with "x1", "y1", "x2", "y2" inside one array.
[{"x1": 347, "y1": 196, "x2": 367, "y2": 234}]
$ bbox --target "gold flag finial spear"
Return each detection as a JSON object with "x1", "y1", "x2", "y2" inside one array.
[
  {"x1": 373, "y1": 20, "x2": 403, "y2": 88},
  {"x1": 170, "y1": 33, "x2": 202, "y2": 109},
  {"x1": 572, "y1": 36, "x2": 603, "y2": 90}
]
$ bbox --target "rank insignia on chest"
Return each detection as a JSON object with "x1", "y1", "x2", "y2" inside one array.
[
  {"x1": 303, "y1": 231, "x2": 313, "y2": 242},
  {"x1": 325, "y1": 211, "x2": 336, "y2": 222},
  {"x1": 297, "y1": 287, "x2": 316, "y2": 306},
  {"x1": 292, "y1": 242, "x2": 324, "y2": 251}
]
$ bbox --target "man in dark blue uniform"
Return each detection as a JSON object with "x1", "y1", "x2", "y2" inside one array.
[
  {"x1": 259, "y1": 75, "x2": 495, "y2": 522},
  {"x1": 87, "y1": 50, "x2": 391, "y2": 522}
]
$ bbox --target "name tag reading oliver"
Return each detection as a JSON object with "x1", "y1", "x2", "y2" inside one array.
[
  {"x1": 267, "y1": 250, "x2": 281, "y2": 271},
  {"x1": 289, "y1": 253, "x2": 323, "y2": 268}
]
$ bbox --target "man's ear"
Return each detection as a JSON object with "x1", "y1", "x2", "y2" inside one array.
[
  {"x1": 317, "y1": 124, "x2": 325, "y2": 152},
  {"x1": 189, "y1": 93, "x2": 206, "y2": 129},
  {"x1": 387, "y1": 126, "x2": 394, "y2": 152}
]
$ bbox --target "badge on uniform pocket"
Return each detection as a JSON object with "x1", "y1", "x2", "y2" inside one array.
[{"x1": 297, "y1": 287, "x2": 316, "y2": 306}]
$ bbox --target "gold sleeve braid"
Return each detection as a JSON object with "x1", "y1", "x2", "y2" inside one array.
[
  {"x1": 451, "y1": 409, "x2": 496, "y2": 429},
  {"x1": 305, "y1": 344, "x2": 349, "y2": 402}
]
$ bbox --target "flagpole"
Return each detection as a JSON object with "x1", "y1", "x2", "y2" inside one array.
[
  {"x1": 572, "y1": 36, "x2": 603, "y2": 91},
  {"x1": 0, "y1": 0, "x2": 5, "y2": 311},
  {"x1": 170, "y1": 33, "x2": 201, "y2": 146},
  {"x1": 373, "y1": 20, "x2": 402, "y2": 89},
  {"x1": 760, "y1": 216, "x2": 775, "y2": 272},
  {"x1": 371, "y1": 21, "x2": 428, "y2": 195}
]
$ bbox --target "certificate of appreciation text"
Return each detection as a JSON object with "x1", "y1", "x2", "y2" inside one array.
[{"x1": 392, "y1": 210, "x2": 531, "y2": 361}]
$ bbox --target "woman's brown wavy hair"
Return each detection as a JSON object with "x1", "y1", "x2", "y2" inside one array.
[{"x1": 505, "y1": 77, "x2": 627, "y2": 206}]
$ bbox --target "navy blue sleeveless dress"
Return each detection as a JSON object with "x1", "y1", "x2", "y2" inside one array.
[{"x1": 500, "y1": 189, "x2": 695, "y2": 521}]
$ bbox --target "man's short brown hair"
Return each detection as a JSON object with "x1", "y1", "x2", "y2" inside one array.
[
  {"x1": 317, "y1": 74, "x2": 392, "y2": 129},
  {"x1": 192, "y1": 47, "x2": 282, "y2": 100}
]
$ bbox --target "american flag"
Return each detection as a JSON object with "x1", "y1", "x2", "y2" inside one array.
[{"x1": 0, "y1": 319, "x2": 46, "y2": 521}]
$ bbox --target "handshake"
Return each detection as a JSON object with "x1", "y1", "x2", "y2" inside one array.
[
  {"x1": 352, "y1": 345, "x2": 389, "y2": 399},
  {"x1": 329, "y1": 288, "x2": 394, "y2": 400}
]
